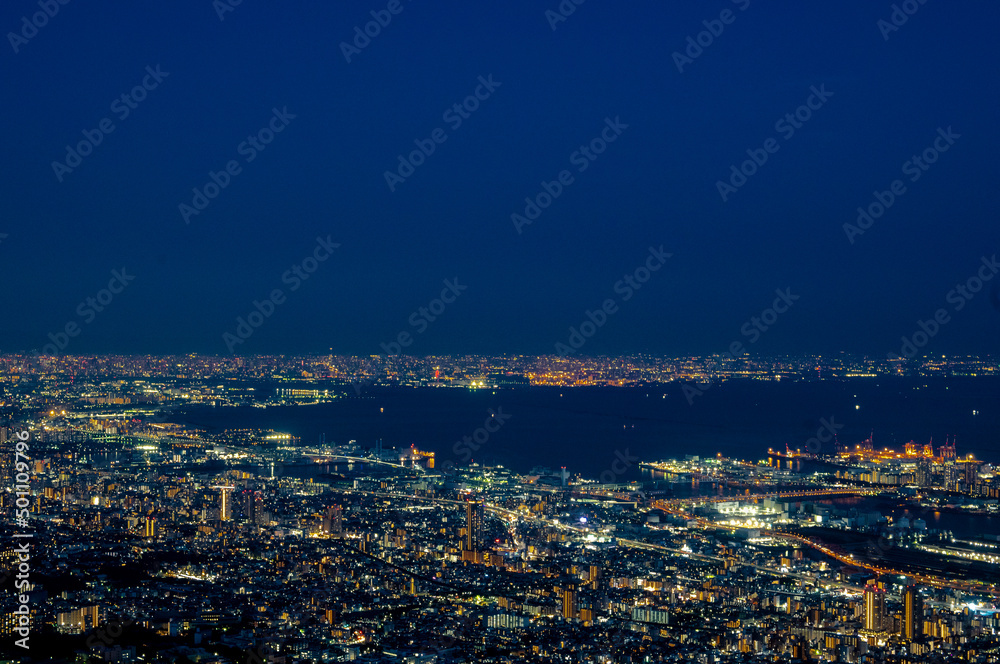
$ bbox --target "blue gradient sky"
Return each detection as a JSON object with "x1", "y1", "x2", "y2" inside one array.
[{"x1": 2, "y1": 0, "x2": 999, "y2": 357}]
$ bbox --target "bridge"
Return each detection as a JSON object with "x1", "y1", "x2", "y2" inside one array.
[
  {"x1": 654, "y1": 488, "x2": 873, "y2": 511},
  {"x1": 298, "y1": 453, "x2": 425, "y2": 472},
  {"x1": 649, "y1": 490, "x2": 999, "y2": 597},
  {"x1": 773, "y1": 531, "x2": 1000, "y2": 598}
]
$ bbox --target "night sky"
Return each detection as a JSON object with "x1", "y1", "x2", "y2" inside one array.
[{"x1": 3, "y1": 1, "x2": 999, "y2": 357}]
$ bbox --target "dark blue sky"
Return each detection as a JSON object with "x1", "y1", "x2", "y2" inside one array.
[{"x1": 3, "y1": 0, "x2": 999, "y2": 357}]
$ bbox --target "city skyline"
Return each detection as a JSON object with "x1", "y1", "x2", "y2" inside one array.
[
  {"x1": 5, "y1": 0, "x2": 1000, "y2": 661},
  {"x1": 2, "y1": 366, "x2": 999, "y2": 660}
]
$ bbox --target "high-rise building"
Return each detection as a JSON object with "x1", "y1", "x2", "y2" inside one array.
[
  {"x1": 56, "y1": 605, "x2": 100, "y2": 634},
  {"x1": 215, "y1": 486, "x2": 234, "y2": 521},
  {"x1": 904, "y1": 585, "x2": 923, "y2": 641},
  {"x1": 562, "y1": 583, "x2": 577, "y2": 621},
  {"x1": 863, "y1": 582, "x2": 886, "y2": 632},
  {"x1": 323, "y1": 505, "x2": 342, "y2": 535},
  {"x1": 589, "y1": 564, "x2": 601, "y2": 589},
  {"x1": 943, "y1": 464, "x2": 959, "y2": 490},
  {"x1": 631, "y1": 607, "x2": 669, "y2": 625},
  {"x1": 465, "y1": 501, "x2": 484, "y2": 552},
  {"x1": 143, "y1": 517, "x2": 157, "y2": 538},
  {"x1": 791, "y1": 634, "x2": 808, "y2": 661},
  {"x1": 243, "y1": 490, "x2": 264, "y2": 525},
  {"x1": 961, "y1": 457, "x2": 980, "y2": 486}
]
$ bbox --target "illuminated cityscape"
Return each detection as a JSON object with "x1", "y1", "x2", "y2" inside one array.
[
  {"x1": 0, "y1": 354, "x2": 999, "y2": 661},
  {"x1": 4, "y1": 1, "x2": 1000, "y2": 661}
]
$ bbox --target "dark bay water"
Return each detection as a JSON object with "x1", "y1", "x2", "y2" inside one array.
[{"x1": 175, "y1": 377, "x2": 1000, "y2": 479}]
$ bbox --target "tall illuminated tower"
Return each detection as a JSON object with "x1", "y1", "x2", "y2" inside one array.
[
  {"x1": 904, "y1": 585, "x2": 923, "y2": 641},
  {"x1": 213, "y1": 485, "x2": 235, "y2": 521},
  {"x1": 863, "y1": 582, "x2": 886, "y2": 632},
  {"x1": 562, "y1": 583, "x2": 577, "y2": 620},
  {"x1": 465, "y1": 501, "x2": 484, "y2": 552}
]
